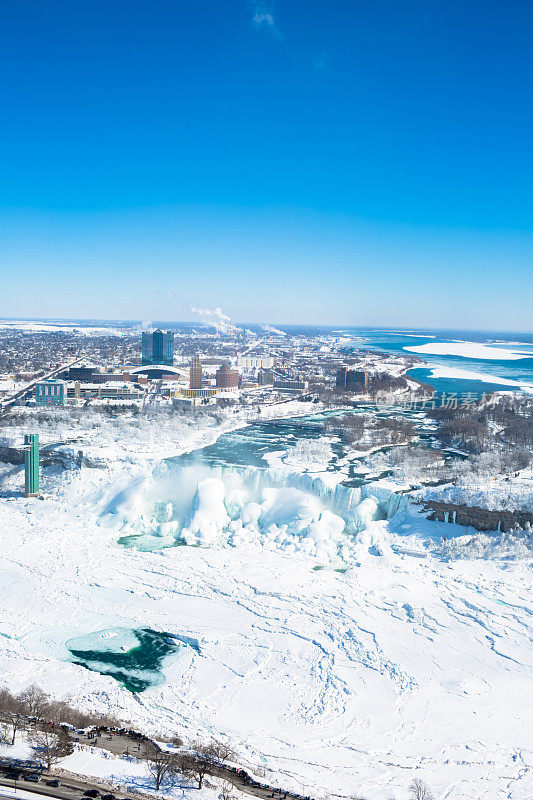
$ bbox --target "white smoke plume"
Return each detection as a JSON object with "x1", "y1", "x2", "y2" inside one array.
[
  {"x1": 190, "y1": 306, "x2": 241, "y2": 335},
  {"x1": 261, "y1": 323, "x2": 287, "y2": 337}
]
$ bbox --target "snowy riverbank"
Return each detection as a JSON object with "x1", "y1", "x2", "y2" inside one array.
[{"x1": 0, "y1": 404, "x2": 531, "y2": 799}]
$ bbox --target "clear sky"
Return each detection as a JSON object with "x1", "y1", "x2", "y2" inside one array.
[{"x1": 1, "y1": 1, "x2": 532, "y2": 329}]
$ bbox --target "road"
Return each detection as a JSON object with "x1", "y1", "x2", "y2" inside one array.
[
  {"x1": 69, "y1": 732, "x2": 303, "y2": 800},
  {"x1": 0, "y1": 358, "x2": 83, "y2": 412},
  {"x1": 0, "y1": 730, "x2": 303, "y2": 800},
  {"x1": 0, "y1": 774, "x2": 106, "y2": 800},
  {"x1": 0, "y1": 772, "x2": 135, "y2": 800}
]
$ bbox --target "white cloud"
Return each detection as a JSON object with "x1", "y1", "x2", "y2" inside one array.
[
  {"x1": 252, "y1": 4, "x2": 283, "y2": 39},
  {"x1": 155, "y1": 289, "x2": 177, "y2": 300},
  {"x1": 254, "y1": 11, "x2": 274, "y2": 26}
]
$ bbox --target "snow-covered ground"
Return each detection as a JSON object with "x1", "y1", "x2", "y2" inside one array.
[
  {"x1": 0, "y1": 736, "x2": 228, "y2": 800},
  {"x1": 0, "y1": 409, "x2": 531, "y2": 800},
  {"x1": 0, "y1": 320, "x2": 130, "y2": 336}
]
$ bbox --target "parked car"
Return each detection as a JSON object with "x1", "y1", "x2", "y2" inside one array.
[
  {"x1": 83, "y1": 791, "x2": 100, "y2": 798},
  {"x1": 23, "y1": 774, "x2": 40, "y2": 782},
  {"x1": 46, "y1": 779, "x2": 61, "y2": 787},
  {"x1": 101, "y1": 794, "x2": 116, "y2": 800}
]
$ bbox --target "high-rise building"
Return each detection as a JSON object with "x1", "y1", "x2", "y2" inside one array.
[
  {"x1": 189, "y1": 356, "x2": 203, "y2": 389},
  {"x1": 335, "y1": 367, "x2": 368, "y2": 391},
  {"x1": 142, "y1": 330, "x2": 174, "y2": 366},
  {"x1": 215, "y1": 364, "x2": 239, "y2": 389},
  {"x1": 336, "y1": 367, "x2": 348, "y2": 388},
  {"x1": 352, "y1": 370, "x2": 369, "y2": 390},
  {"x1": 24, "y1": 434, "x2": 39, "y2": 497}
]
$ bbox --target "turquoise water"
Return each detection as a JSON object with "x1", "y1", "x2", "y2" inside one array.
[
  {"x1": 173, "y1": 406, "x2": 436, "y2": 477},
  {"x1": 67, "y1": 627, "x2": 180, "y2": 692},
  {"x1": 262, "y1": 325, "x2": 533, "y2": 395},
  {"x1": 330, "y1": 328, "x2": 533, "y2": 395},
  {"x1": 178, "y1": 410, "x2": 343, "y2": 470},
  {"x1": 114, "y1": 406, "x2": 460, "y2": 553}
]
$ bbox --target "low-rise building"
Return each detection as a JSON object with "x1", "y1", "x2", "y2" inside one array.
[
  {"x1": 35, "y1": 379, "x2": 66, "y2": 406},
  {"x1": 67, "y1": 382, "x2": 144, "y2": 400},
  {"x1": 258, "y1": 369, "x2": 274, "y2": 385},
  {"x1": 273, "y1": 378, "x2": 308, "y2": 391},
  {"x1": 237, "y1": 356, "x2": 275, "y2": 369},
  {"x1": 176, "y1": 387, "x2": 218, "y2": 399}
]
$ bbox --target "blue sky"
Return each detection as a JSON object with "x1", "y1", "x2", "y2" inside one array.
[{"x1": 0, "y1": 1, "x2": 532, "y2": 328}]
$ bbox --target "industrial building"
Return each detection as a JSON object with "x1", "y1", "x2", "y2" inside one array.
[{"x1": 142, "y1": 329, "x2": 174, "y2": 366}]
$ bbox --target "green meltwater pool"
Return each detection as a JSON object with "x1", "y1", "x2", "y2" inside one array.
[{"x1": 66, "y1": 627, "x2": 181, "y2": 692}]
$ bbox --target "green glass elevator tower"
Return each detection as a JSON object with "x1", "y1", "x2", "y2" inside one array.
[{"x1": 24, "y1": 434, "x2": 39, "y2": 497}]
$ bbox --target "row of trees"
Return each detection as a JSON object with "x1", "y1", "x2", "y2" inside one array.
[
  {"x1": 0, "y1": 683, "x2": 438, "y2": 800},
  {"x1": 0, "y1": 684, "x2": 120, "y2": 745},
  {"x1": 428, "y1": 395, "x2": 533, "y2": 456},
  {"x1": 143, "y1": 739, "x2": 236, "y2": 790},
  {"x1": 0, "y1": 684, "x2": 236, "y2": 792},
  {"x1": 325, "y1": 413, "x2": 416, "y2": 447}
]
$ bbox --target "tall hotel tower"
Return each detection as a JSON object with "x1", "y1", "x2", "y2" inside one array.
[
  {"x1": 141, "y1": 330, "x2": 174, "y2": 366},
  {"x1": 189, "y1": 356, "x2": 203, "y2": 389}
]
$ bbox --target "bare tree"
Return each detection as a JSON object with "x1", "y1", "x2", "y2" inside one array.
[
  {"x1": 18, "y1": 685, "x2": 51, "y2": 719},
  {"x1": 30, "y1": 728, "x2": 73, "y2": 770},
  {"x1": 0, "y1": 689, "x2": 17, "y2": 713},
  {"x1": 219, "y1": 779, "x2": 236, "y2": 800},
  {"x1": 47, "y1": 700, "x2": 73, "y2": 726},
  {"x1": 0, "y1": 721, "x2": 11, "y2": 744},
  {"x1": 8, "y1": 714, "x2": 23, "y2": 746},
  {"x1": 0, "y1": 690, "x2": 24, "y2": 746},
  {"x1": 179, "y1": 747, "x2": 213, "y2": 789},
  {"x1": 205, "y1": 739, "x2": 236, "y2": 764},
  {"x1": 143, "y1": 748, "x2": 177, "y2": 790},
  {"x1": 409, "y1": 779, "x2": 433, "y2": 800}
]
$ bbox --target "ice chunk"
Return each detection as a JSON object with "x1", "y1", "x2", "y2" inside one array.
[{"x1": 181, "y1": 478, "x2": 230, "y2": 546}]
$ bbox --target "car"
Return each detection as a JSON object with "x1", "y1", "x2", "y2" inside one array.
[
  {"x1": 83, "y1": 791, "x2": 100, "y2": 798},
  {"x1": 101, "y1": 794, "x2": 116, "y2": 800},
  {"x1": 4, "y1": 771, "x2": 21, "y2": 780},
  {"x1": 23, "y1": 774, "x2": 40, "y2": 782},
  {"x1": 46, "y1": 779, "x2": 61, "y2": 787}
]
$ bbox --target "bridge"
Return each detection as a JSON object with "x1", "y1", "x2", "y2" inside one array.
[{"x1": 0, "y1": 357, "x2": 83, "y2": 413}]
